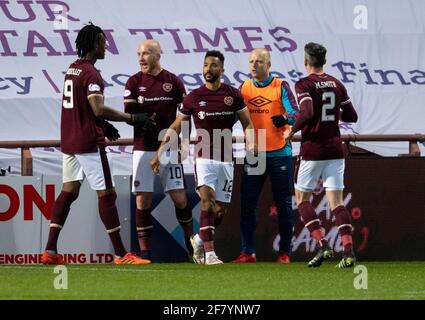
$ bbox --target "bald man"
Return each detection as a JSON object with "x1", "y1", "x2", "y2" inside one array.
[
  {"x1": 233, "y1": 48, "x2": 298, "y2": 263},
  {"x1": 124, "y1": 39, "x2": 194, "y2": 261}
]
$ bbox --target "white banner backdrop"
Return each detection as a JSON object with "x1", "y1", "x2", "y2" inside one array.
[{"x1": 1, "y1": 0, "x2": 424, "y2": 165}]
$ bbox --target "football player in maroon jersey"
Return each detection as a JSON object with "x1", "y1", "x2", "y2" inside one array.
[
  {"x1": 124, "y1": 39, "x2": 194, "y2": 261},
  {"x1": 285, "y1": 42, "x2": 358, "y2": 268},
  {"x1": 41, "y1": 23, "x2": 152, "y2": 265},
  {"x1": 151, "y1": 50, "x2": 255, "y2": 265}
]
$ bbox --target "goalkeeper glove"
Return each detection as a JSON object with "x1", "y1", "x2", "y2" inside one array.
[
  {"x1": 128, "y1": 113, "x2": 156, "y2": 131},
  {"x1": 271, "y1": 114, "x2": 288, "y2": 128},
  {"x1": 104, "y1": 120, "x2": 120, "y2": 141}
]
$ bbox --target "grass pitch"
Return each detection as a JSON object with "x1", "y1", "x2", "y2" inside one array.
[{"x1": 0, "y1": 262, "x2": 424, "y2": 300}]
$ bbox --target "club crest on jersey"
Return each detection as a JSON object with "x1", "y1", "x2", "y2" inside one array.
[
  {"x1": 138, "y1": 96, "x2": 144, "y2": 104},
  {"x1": 163, "y1": 83, "x2": 173, "y2": 92},
  {"x1": 88, "y1": 83, "x2": 101, "y2": 92},
  {"x1": 198, "y1": 111, "x2": 206, "y2": 119},
  {"x1": 224, "y1": 96, "x2": 234, "y2": 106}
]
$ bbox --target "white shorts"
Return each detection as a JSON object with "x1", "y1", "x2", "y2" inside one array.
[
  {"x1": 132, "y1": 150, "x2": 185, "y2": 193},
  {"x1": 295, "y1": 158, "x2": 345, "y2": 192},
  {"x1": 194, "y1": 158, "x2": 234, "y2": 203},
  {"x1": 62, "y1": 148, "x2": 115, "y2": 191}
]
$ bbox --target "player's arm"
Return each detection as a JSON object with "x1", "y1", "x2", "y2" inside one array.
[
  {"x1": 282, "y1": 81, "x2": 298, "y2": 125},
  {"x1": 87, "y1": 94, "x2": 127, "y2": 121},
  {"x1": 88, "y1": 95, "x2": 156, "y2": 129},
  {"x1": 150, "y1": 113, "x2": 189, "y2": 173},
  {"x1": 237, "y1": 107, "x2": 255, "y2": 153},
  {"x1": 340, "y1": 100, "x2": 358, "y2": 123},
  {"x1": 292, "y1": 97, "x2": 314, "y2": 133},
  {"x1": 271, "y1": 81, "x2": 299, "y2": 128},
  {"x1": 284, "y1": 82, "x2": 314, "y2": 140},
  {"x1": 174, "y1": 78, "x2": 191, "y2": 161},
  {"x1": 338, "y1": 82, "x2": 358, "y2": 123}
]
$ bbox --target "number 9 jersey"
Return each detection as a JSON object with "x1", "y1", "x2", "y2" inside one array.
[
  {"x1": 60, "y1": 59, "x2": 105, "y2": 154},
  {"x1": 294, "y1": 73, "x2": 354, "y2": 160}
]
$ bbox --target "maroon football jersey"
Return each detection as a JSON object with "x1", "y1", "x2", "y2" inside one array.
[
  {"x1": 295, "y1": 73, "x2": 351, "y2": 160},
  {"x1": 180, "y1": 83, "x2": 245, "y2": 161},
  {"x1": 124, "y1": 69, "x2": 186, "y2": 151},
  {"x1": 60, "y1": 59, "x2": 105, "y2": 154}
]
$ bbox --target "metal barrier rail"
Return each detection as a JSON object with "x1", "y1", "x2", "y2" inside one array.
[{"x1": 0, "y1": 134, "x2": 424, "y2": 176}]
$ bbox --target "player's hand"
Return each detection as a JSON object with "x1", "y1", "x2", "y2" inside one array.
[
  {"x1": 150, "y1": 152, "x2": 160, "y2": 174},
  {"x1": 104, "y1": 120, "x2": 120, "y2": 141},
  {"x1": 271, "y1": 114, "x2": 288, "y2": 128},
  {"x1": 283, "y1": 128, "x2": 294, "y2": 141},
  {"x1": 246, "y1": 140, "x2": 255, "y2": 154},
  {"x1": 128, "y1": 113, "x2": 156, "y2": 131}
]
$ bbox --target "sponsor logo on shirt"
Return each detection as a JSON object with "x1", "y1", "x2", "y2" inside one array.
[
  {"x1": 198, "y1": 111, "x2": 234, "y2": 119},
  {"x1": 206, "y1": 111, "x2": 234, "y2": 116},
  {"x1": 88, "y1": 83, "x2": 101, "y2": 92},
  {"x1": 248, "y1": 96, "x2": 271, "y2": 108},
  {"x1": 162, "y1": 83, "x2": 173, "y2": 92},
  {"x1": 224, "y1": 96, "x2": 234, "y2": 106},
  {"x1": 138, "y1": 96, "x2": 173, "y2": 104},
  {"x1": 198, "y1": 111, "x2": 206, "y2": 119}
]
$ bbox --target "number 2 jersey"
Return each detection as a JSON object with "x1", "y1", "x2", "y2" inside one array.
[
  {"x1": 60, "y1": 59, "x2": 105, "y2": 154},
  {"x1": 294, "y1": 73, "x2": 356, "y2": 160}
]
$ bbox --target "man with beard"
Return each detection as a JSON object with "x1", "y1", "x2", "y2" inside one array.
[{"x1": 150, "y1": 50, "x2": 255, "y2": 265}]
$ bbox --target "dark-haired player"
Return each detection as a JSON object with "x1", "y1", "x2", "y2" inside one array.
[
  {"x1": 285, "y1": 42, "x2": 358, "y2": 268},
  {"x1": 41, "y1": 22, "x2": 152, "y2": 265},
  {"x1": 151, "y1": 50, "x2": 255, "y2": 265}
]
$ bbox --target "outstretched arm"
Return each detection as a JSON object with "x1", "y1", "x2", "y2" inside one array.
[
  {"x1": 88, "y1": 95, "x2": 131, "y2": 122},
  {"x1": 150, "y1": 113, "x2": 189, "y2": 173},
  {"x1": 284, "y1": 97, "x2": 314, "y2": 140}
]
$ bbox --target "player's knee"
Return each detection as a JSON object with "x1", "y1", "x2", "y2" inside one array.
[
  {"x1": 62, "y1": 181, "x2": 81, "y2": 194},
  {"x1": 171, "y1": 192, "x2": 187, "y2": 209},
  {"x1": 136, "y1": 192, "x2": 153, "y2": 209},
  {"x1": 200, "y1": 198, "x2": 215, "y2": 212},
  {"x1": 295, "y1": 189, "x2": 310, "y2": 205}
]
